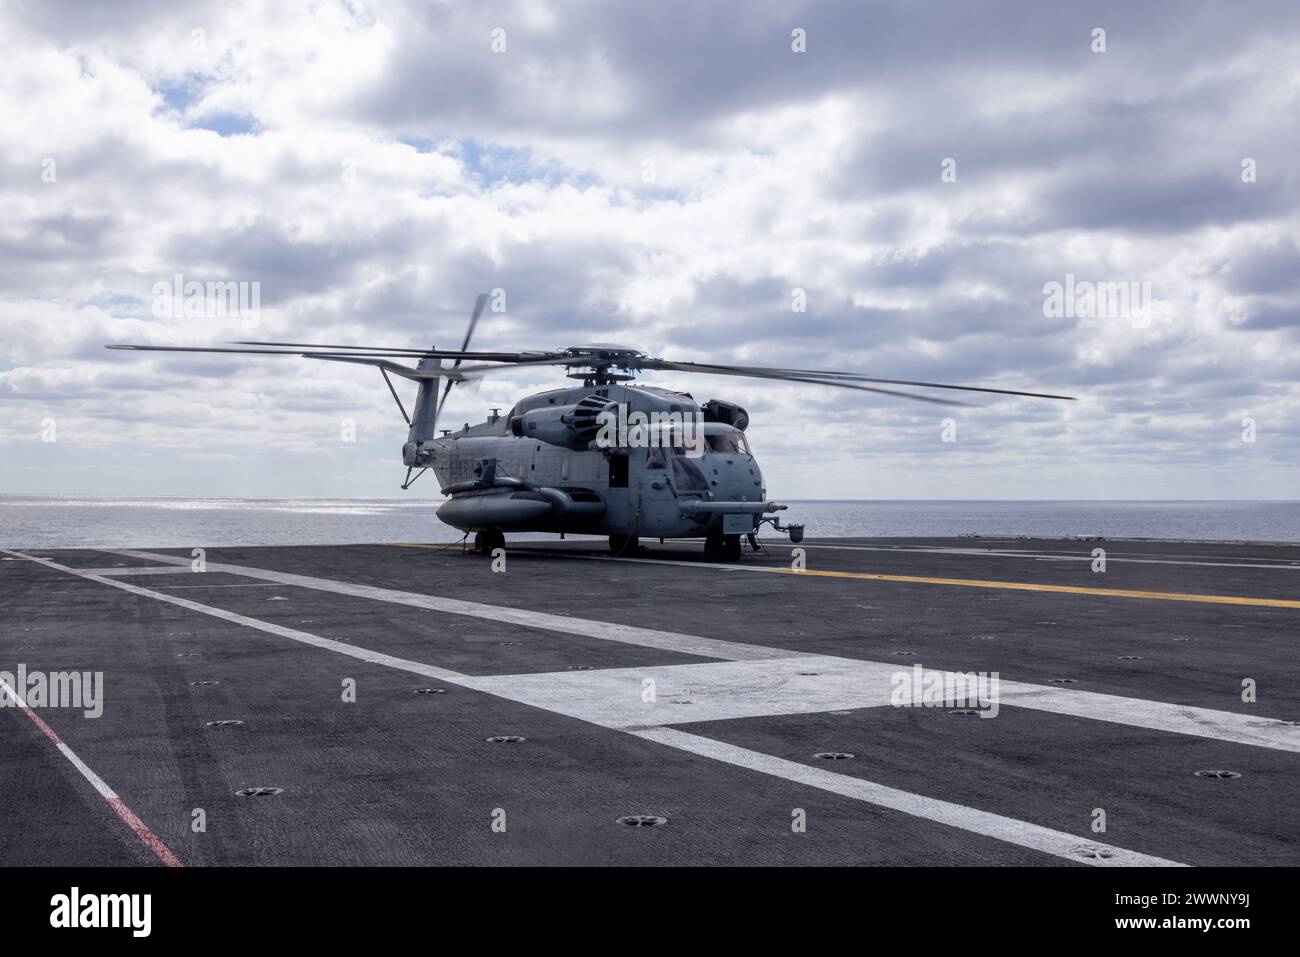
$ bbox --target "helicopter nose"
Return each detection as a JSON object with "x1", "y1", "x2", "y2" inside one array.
[{"x1": 705, "y1": 454, "x2": 763, "y2": 498}]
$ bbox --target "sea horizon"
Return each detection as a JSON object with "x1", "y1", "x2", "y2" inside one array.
[
  {"x1": 2, "y1": 493, "x2": 1296, "y2": 504},
  {"x1": 3, "y1": 494, "x2": 1298, "y2": 549}
]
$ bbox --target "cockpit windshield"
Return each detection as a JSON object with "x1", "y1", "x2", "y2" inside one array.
[
  {"x1": 670, "y1": 455, "x2": 709, "y2": 492},
  {"x1": 705, "y1": 431, "x2": 751, "y2": 455}
]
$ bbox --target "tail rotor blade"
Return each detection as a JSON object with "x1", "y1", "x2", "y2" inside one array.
[
  {"x1": 459, "y1": 293, "x2": 489, "y2": 355},
  {"x1": 437, "y1": 293, "x2": 491, "y2": 422}
]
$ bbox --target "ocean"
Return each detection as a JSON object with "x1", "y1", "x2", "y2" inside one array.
[{"x1": 1, "y1": 496, "x2": 1298, "y2": 549}]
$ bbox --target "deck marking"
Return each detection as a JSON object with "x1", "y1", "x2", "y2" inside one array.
[
  {"x1": 1, "y1": 549, "x2": 1191, "y2": 867},
  {"x1": 0, "y1": 679, "x2": 184, "y2": 867},
  {"x1": 1, "y1": 551, "x2": 469, "y2": 683},
  {"x1": 522, "y1": 550, "x2": 1300, "y2": 610},
  {"x1": 54, "y1": 548, "x2": 1300, "y2": 752},
  {"x1": 780, "y1": 543, "x2": 1300, "y2": 572},
  {"x1": 461, "y1": 655, "x2": 902, "y2": 726},
  {"x1": 101, "y1": 549, "x2": 787, "y2": 662},
  {"x1": 767, "y1": 567, "x2": 1300, "y2": 609},
  {"x1": 633, "y1": 728, "x2": 1184, "y2": 867},
  {"x1": 133, "y1": 582, "x2": 282, "y2": 590},
  {"x1": 463, "y1": 655, "x2": 1300, "y2": 752},
  {"x1": 77, "y1": 565, "x2": 221, "y2": 577}
]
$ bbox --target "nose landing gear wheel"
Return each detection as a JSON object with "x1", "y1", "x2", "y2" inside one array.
[
  {"x1": 704, "y1": 534, "x2": 744, "y2": 562},
  {"x1": 474, "y1": 530, "x2": 505, "y2": 555},
  {"x1": 609, "y1": 534, "x2": 639, "y2": 556},
  {"x1": 722, "y1": 534, "x2": 742, "y2": 562}
]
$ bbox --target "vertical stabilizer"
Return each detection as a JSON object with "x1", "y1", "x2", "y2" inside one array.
[
  {"x1": 402, "y1": 294, "x2": 487, "y2": 469},
  {"x1": 407, "y1": 349, "x2": 443, "y2": 446}
]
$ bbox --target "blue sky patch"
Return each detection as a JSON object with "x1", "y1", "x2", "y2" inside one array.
[{"x1": 401, "y1": 136, "x2": 598, "y2": 189}]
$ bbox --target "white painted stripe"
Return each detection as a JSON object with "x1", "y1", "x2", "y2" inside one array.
[
  {"x1": 632, "y1": 727, "x2": 1184, "y2": 867},
  {"x1": 990, "y1": 680, "x2": 1299, "y2": 751},
  {"x1": 461, "y1": 654, "x2": 902, "y2": 727},
  {"x1": 77, "y1": 566, "x2": 213, "y2": 577},
  {"x1": 1, "y1": 678, "x2": 183, "y2": 866},
  {"x1": 88, "y1": 549, "x2": 1300, "y2": 752},
  {"x1": 519, "y1": 539, "x2": 1300, "y2": 572},
  {"x1": 527, "y1": 549, "x2": 748, "y2": 574},
  {"x1": 57, "y1": 741, "x2": 119, "y2": 801},
  {"x1": 141, "y1": 583, "x2": 281, "y2": 590},
  {"x1": 2, "y1": 550, "x2": 469, "y2": 685},
  {"x1": 516, "y1": 547, "x2": 1300, "y2": 610},
  {"x1": 3, "y1": 550, "x2": 1186, "y2": 867},
  {"x1": 104, "y1": 548, "x2": 789, "y2": 662},
  {"x1": 526, "y1": 544, "x2": 1300, "y2": 581},
  {"x1": 464, "y1": 654, "x2": 1300, "y2": 752},
  {"x1": 781, "y1": 543, "x2": 1300, "y2": 572},
  {"x1": 790, "y1": 537, "x2": 1300, "y2": 556}
]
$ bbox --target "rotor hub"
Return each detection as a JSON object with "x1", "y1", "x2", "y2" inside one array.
[
  {"x1": 562, "y1": 344, "x2": 645, "y2": 361},
  {"x1": 561, "y1": 344, "x2": 645, "y2": 383}
]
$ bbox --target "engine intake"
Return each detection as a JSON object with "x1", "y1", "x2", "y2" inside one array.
[
  {"x1": 702, "y1": 399, "x2": 749, "y2": 431},
  {"x1": 509, "y1": 395, "x2": 614, "y2": 449}
]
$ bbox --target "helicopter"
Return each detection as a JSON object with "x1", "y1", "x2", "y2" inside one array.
[{"x1": 109, "y1": 294, "x2": 1075, "y2": 561}]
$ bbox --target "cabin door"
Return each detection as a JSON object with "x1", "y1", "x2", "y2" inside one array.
[{"x1": 605, "y1": 451, "x2": 635, "y2": 533}]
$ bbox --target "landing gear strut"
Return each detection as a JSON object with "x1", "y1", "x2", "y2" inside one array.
[
  {"x1": 704, "y1": 533, "x2": 743, "y2": 562},
  {"x1": 609, "y1": 534, "x2": 639, "y2": 556},
  {"x1": 473, "y1": 530, "x2": 505, "y2": 554},
  {"x1": 703, "y1": 534, "x2": 722, "y2": 561}
]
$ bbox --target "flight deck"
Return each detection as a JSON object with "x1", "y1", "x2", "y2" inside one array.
[{"x1": 1, "y1": 536, "x2": 1297, "y2": 867}]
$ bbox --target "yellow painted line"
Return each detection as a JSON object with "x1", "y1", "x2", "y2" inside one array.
[
  {"x1": 385, "y1": 541, "x2": 1300, "y2": 608},
  {"x1": 765, "y1": 567, "x2": 1300, "y2": 609}
]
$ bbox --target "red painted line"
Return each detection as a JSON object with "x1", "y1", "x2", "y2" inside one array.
[
  {"x1": 18, "y1": 695, "x2": 63, "y2": 745},
  {"x1": 1, "y1": 681, "x2": 184, "y2": 868},
  {"x1": 107, "y1": 797, "x2": 184, "y2": 868}
]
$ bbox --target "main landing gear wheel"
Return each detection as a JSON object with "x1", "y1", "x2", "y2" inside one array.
[
  {"x1": 474, "y1": 530, "x2": 505, "y2": 555},
  {"x1": 609, "y1": 534, "x2": 639, "y2": 556},
  {"x1": 723, "y1": 534, "x2": 742, "y2": 562},
  {"x1": 704, "y1": 533, "x2": 743, "y2": 562}
]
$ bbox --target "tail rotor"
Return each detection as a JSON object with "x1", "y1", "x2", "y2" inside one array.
[{"x1": 436, "y1": 292, "x2": 489, "y2": 426}]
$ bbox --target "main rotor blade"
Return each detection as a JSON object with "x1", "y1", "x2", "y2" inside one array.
[
  {"x1": 109, "y1": 342, "x2": 1073, "y2": 406},
  {"x1": 642, "y1": 360, "x2": 968, "y2": 406},
  {"x1": 107, "y1": 344, "x2": 367, "y2": 356},
  {"x1": 647, "y1": 359, "x2": 1075, "y2": 401},
  {"x1": 764, "y1": 368, "x2": 1075, "y2": 401},
  {"x1": 232, "y1": 341, "x2": 555, "y2": 362},
  {"x1": 111, "y1": 343, "x2": 562, "y2": 363},
  {"x1": 451, "y1": 357, "x2": 577, "y2": 376},
  {"x1": 778, "y1": 375, "x2": 969, "y2": 406},
  {"x1": 106, "y1": 343, "x2": 562, "y2": 379},
  {"x1": 304, "y1": 355, "x2": 442, "y2": 381}
]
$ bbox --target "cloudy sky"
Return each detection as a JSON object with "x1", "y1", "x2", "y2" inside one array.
[{"x1": 1, "y1": 0, "x2": 1297, "y2": 500}]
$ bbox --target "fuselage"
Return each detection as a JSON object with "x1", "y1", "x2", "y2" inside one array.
[{"x1": 424, "y1": 383, "x2": 767, "y2": 539}]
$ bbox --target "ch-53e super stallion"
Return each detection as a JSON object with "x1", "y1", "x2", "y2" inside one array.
[{"x1": 110, "y1": 294, "x2": 1073, "y2": 561}]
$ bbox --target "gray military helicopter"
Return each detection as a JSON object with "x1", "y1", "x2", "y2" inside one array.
[{"x1": 110, "y1": 295, "x2": 1074, "y2": 561}]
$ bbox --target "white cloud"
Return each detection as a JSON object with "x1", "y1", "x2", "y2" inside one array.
[{"x1": 0, "y1": 0, "x2": 1297, "y2": 498}]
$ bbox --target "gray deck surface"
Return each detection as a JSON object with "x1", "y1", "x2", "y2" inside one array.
[{"x1": 1, "y1": 535, "x2": 1297, "y2": 866}]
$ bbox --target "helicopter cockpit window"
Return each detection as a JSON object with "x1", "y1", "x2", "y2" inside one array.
[
  {"x1": 706, "y1": 432, "x2": 751, "y2": 455},
  {"x1": 645, "y1": 446, "x2": 667, "y2": 469},
  {"x1": 670, "y1": 455, "x2": 708, "y2": 493}
]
